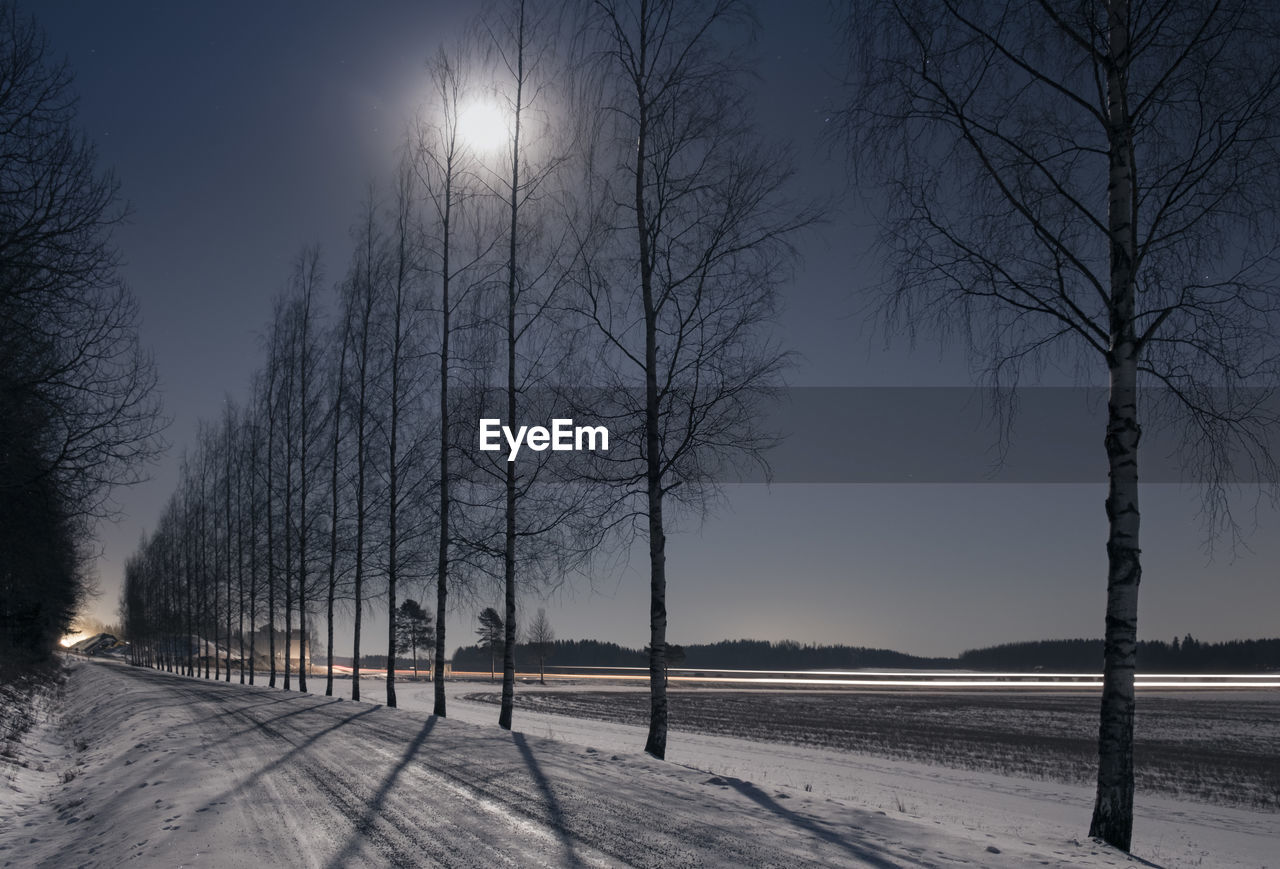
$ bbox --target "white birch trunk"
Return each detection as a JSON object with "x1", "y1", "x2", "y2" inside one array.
[{"x1": 1090, "y1": 0, "x2": 1141, "y2": 851}]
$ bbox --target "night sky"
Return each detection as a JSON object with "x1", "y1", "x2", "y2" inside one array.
[{"x1": 29, "y1": 1, "x2": 1279, "y2": 659}]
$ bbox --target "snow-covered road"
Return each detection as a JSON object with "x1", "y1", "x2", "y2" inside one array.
[{"x1": 0, "y1": 661, "x2": 1256, "y2": 867}]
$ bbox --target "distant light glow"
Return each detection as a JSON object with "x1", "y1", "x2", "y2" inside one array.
[
  {"x1": 60, "y1": 632, "x2": 87, "y2": 648},
  {"x1": 458, "y1": 102, "x2": 508, "y2": 153}
]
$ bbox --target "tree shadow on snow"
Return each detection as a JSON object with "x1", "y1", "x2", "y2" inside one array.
[
  {"x1": 723, "y1": 777, "x2": 903, "y2": 868},
  {"x1": 200, "y1": 696, "x2": 349, "y2": 752},
  {"x1": 513, "y1": 731, "x2": 584, "y2": 868},
  {"x1": 198, "y1": 705, "x2": 381, "y2": 815},
  {"x1": 324, "y1": 716, "x2": 437, "y2": 869}
]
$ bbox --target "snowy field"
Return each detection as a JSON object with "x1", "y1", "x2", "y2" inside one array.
[
  {"x1": 402, "y1": 678, "x2": 1278, "y2": 867},
  {"x1": 0, "y1": 661, "x2": 1273, "y2": 867},
  {"x1": 450, "y1": 686, "x2": 1280, "y2": 809}
]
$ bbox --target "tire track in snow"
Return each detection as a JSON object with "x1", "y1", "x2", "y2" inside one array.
[
  {"x1": 164, "y1": 674, "x2": 844, "y2": 867},
  {"x1": 169, "y1": 674, "x2": 615, "y2": 867}
]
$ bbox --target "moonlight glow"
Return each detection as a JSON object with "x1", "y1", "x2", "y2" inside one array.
[{"x1": 458, "y1": 101, "x2": 508, "y2": 153}]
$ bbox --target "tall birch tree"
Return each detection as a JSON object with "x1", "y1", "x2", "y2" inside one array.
[
  {"x1": 323, "y1": 299, "x2": 352, "y2": 697},
  {"x1": 413, "y1": 46, "x2": 499, "y2": 719},
  {"x1": 374, "y1": 162, "x2": 434, "y2": 709},
  {"x1": 340, "y1": 198, "x2": 384, "y2": 701},
  {"x1": 288, "y1": 246, "x2": 325, "y2": 693},
  {"x1": 841, "y1": 0, "x2": 1280, "y2": 850},
  {"x1": 577, "y1": 0, "x2": 811, "y2": 759},
  {"x1": 478, "y1": 0, "x2": 586, "y2": 731}
]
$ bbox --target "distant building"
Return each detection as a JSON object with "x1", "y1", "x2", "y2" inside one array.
[
  {"x1": 246, "y1": 627, "x2": 312, "y2": 671},
  {"x1": 68, "y1": 633, "x2": 118, "y2": 656}
]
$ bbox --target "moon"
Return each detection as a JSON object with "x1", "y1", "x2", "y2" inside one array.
[{"x1": 458, "y1": 102, "x2": 508, "y2": 153}]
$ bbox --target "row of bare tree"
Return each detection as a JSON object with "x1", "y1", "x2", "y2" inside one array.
[
  {"x1": 119, "y1": 0, "x2": 1280, "y2": 854},
  {"x1": 1, "y1": 1, "x2": 163, "y2": 668},
  {"x1": 122, "y1": 0, "x2": 806, "y2": 760}
]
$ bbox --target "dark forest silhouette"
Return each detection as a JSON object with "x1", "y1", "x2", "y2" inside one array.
[{"x1": 449, "y1": 635, "x2": 1280, "y2": 674}]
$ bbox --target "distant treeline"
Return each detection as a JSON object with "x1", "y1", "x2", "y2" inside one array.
[
  {"x1": 958, "y1": 636, "x2": 1280, "y2": 672},
  {"x1": 451, "y1": 635, "x2": 1280, "y2": 673},
  {"x1": 451, "y1": 638, "x2": 950, "y2": 672},
  {"x1": 332, "y1": 655, "x2": 432, "y2": 672},
  {"x1": 681, "y1": 639, "x2": 951, "y2": 670}
]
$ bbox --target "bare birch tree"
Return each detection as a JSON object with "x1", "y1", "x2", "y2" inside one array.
[
  {"x1": 279, "y1": 299, "x2": 297, "y2": 691},
  {"x1": 256, "y1": 346, "x2": 283, "y2": 687},
  {"x1": 197, "y1": 424, "x2": 215, "y2": 679},
  {"x1": 373, "y1": 162, "x2": 435, "y2": 709},
  {"x1": 340, "y1": 197, "x2": 385, "y2": 701},
  {"x1": 220, "y1": 399, "x2": 237, "y2": 681},
  {"x1": 233, "y1": 409, "x2": 247, "y2": 683},
  {"x1": 418, "y1": 52, "x2": 467, "y2": 719},
  {"x1": 475, "y1": 0, "x2": 589, "y2": 731},
  {"x1": 323, "y1": 299, "x2": 352, "y2": 696},
  {"x1": 244, "y1": 402, "x2": 264, "y2": 684},
  {"x1": 576, "y1": 0, "x2": 812, "y2": 759},
  {"x1": 288, "y1": 247, "x2": 326, "y2": 693},
  {"x1": 841, "y1": 0, "x2": 1280, "y2": 850},
  {"x1": 412, "y1": 45, "x2": 500, "y2": 719},
  {"x1": 179, "y1": 452, "x2": 198, "y2": 676}
]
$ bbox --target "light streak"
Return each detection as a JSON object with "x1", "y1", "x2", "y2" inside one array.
[
  {"x1": 328, "y1": 663, "x2": 1277, "y2": 689},
  {"x1": 445, "y1": 670, "x2": 1279, "y2": 689},
  {"x1": 547, "y1": 665, "x2": 1278, "y2": 680}
]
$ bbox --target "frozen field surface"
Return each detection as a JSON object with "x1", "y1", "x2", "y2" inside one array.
[
  {"x1": 455, "y1": 686, "x2": 1280, "y2": 809},
  {"x1": 0, "y1": 662, "x2": 1272, "y2": 868}
]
